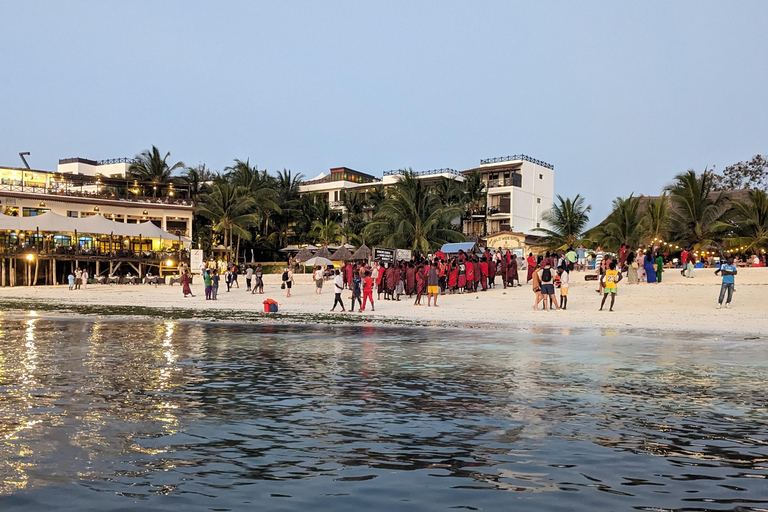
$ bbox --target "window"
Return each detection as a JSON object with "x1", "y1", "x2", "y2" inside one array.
[
  {"x1": 537, "y1": 198, "x2": 541, "y2": 204},
  {"x1": 54, "y1": 235, "x2": 72, "y2": 247},
  {"x1": 539, "y1": 174, "x2": 543, "y2": 180},
  {"x1": 334, "y1": 191, "x2": 339, "y2": 202},
  {"x1": 67, "y1": 210, "x2": 78, "y2": 218},
  {"x1": 511, "y1": 173, "x2": 522, "y2": 187},
  {"x1": 22, "y1": 207, "x2": 49, "y2": 217},
  {"x1": 536, "y1": 222, "x2": 540, "y2": 228}
]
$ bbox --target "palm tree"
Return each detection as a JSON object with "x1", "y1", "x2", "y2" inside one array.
[
  {"x1": 535, "y1": 194, "x2": 591, "y2": 250},
  {"x1": 665, "y1": 170, "x2": 729, "y2": 250},
  {"x1": 196, "y1": 181, "x2": 259, "y2": 262},
  {"x1": 592, "y1": 195, "x2": 645, "y2": 251},
  {"x1": 462, "y1": 171, "x2": 487, "y2": 237},
  {"x1": 715, "y1": 189, "x2": 768, "y2": 253},
  {"x1": 365, "y1": 170, "x2": 465, "y2": 254},
  {"x1": 267, "y1": 169, "x2": 304, "y2": 247},
  {"x1": 224, "y1": 159, "x2": 280, "y2": 237},
  {"x1": 129, "y1": 146, "x2": 185, "y2": 196},
  {"x1": 181, "y1": 164, "x2": 214, "y2": 206},
  {"x1": 365, "y1": 185, "x2": 388, "y2": 219},
  {"x1": 435, "y1": 176, "x2": 464, "y2": 207},
  {"x1": 311, "y1": 218, "x2": 343, "y2": 246},
  {"x1": 642, "y1": 192, "x2": 670, "y2": 244}
]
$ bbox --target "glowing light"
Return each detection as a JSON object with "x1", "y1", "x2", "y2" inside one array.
[{"x1": 25, "y1": 254, "x2": 34, "y2": 261}]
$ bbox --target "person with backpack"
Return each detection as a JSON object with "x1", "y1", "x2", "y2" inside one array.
[
  {"x1": 281, "y1": 267, "x2": 294, "y2": 297},
  {"x1": 537, "y1": 262, "x2": 560, "y2": 311},
  {"x1": 349, "y1": 272, "x2": 362, "y2": 312}
]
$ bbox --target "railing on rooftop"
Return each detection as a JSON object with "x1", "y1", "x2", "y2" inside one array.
[
  {"x1": 480, "y1": 154, "x2": 554, "y2": 170},
  {"x1": 383, "y1": 168, "x2": 461, "y2": 177},
  {"x1": 0, "y1": 182, "x2": 192, "y2": 207},
  {"x1": 98, "y1": 157, "x2": 135, "y2": 165},
  {"x1": 301, "y1": 175, "x2": 382, "y2": 186}
]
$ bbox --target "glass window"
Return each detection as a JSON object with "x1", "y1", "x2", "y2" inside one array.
[{"x1": 67, "y1": 211, "x2": 79, "y2": 218}]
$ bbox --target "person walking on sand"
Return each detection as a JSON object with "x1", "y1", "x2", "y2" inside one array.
[
  {"x1": 427, "y1": 261, "x2": 440, "y2": 307},
  {"x1": 360, "y1": 270, "x2": 375, "y2": 312},
  {"x1": 655, "y1": 251, "x2": 664, "y2": 283},
  {"x1": 330, "y1": 269, "x2": 346, "y2": 312},
  {"x1": 182, "y1": 269, "x2": 194, "y2": 297},
  {"x1": 313, "y1": 265, "x2": 324, "y2": 294},
  {"x1": 211, "y1": 269, "x2": 220, "y2": 300},
  {"x1": 531, "y1": 263, "x2": 543, "y2": 310},
  {"x1": 81, "y1": 268, "x2": 88, "y2": 290},
  {"x1": 204, "y1": 269, "x2": 213, "y2": 300},
  {"x1": 600, "y1": 261, "x2": 622, "y2": 311},
  {"x1": 350, "y1": 272, "x2": 362, "y2": 312},
  {"x1": 685, "y1": 250, "x2": 696, "y2": 278},
  {"x1": 715, "y1": 256, "x2": 737, "y2": 309},
  {"x1": 245, "y1": 265, "x2": 253, "y2": 291},
  {"x1": 526, "y1": 253, "x2": 536, "y2": 283},
  {"x1": 538, "y1": 262, "x2": 560, "y2": 311},
  {"x1": 283, "y1": 267, "x2": 294, "y2": 297}
]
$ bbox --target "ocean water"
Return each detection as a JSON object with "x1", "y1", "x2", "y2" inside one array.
[{"x1": 0, "y1": 316, "x2": 766, "y2": 511}]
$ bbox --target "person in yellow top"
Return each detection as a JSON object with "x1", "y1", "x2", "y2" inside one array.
[{"x1": 600, "y1": 260, "x2": 623, "y2": 311}]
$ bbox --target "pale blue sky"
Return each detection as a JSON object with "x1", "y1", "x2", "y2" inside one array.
[{"x1": 2, "y1": 1, "x2": 766, "y2": 222}]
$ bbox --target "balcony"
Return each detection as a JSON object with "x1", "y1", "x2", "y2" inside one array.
[
  {"x1": 486, "y1": 175, "x2": 522, "y2": 189},
  {"x1": 0, "y1": 182, "x2": 192, "y2": 208},
  {"x1": 329, "y1": 201, "x2": 345, "y2": 209},
  {"x1": 487, "y1": 206, "x2": 510, "y2": 216}
]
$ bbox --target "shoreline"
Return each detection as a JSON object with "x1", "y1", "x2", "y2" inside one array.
[{"x1": 1, "y1": 267, "x2": 766, "y2": 340}]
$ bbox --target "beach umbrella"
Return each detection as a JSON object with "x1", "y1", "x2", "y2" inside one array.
[
  {"x1": 350, "y1": 244, "x2": 372, "y2": 261},
  {"x1": 313, "y1": 245, "x2": 333, "y2": 259},
  {"x1": 331, "y1": 245, "x2": 354, "y2": 261},
  {"x1": 295, "y1": 246, "x2": 315, "y2": 262},
  {"x1": 303, "y1": 256, "x2": 333, "y2": 267}
]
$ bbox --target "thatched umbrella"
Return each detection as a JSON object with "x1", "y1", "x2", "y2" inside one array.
[
  {"x1": 313, "y1": 245, "x2": 333, "y2": 259},
  {"x1": 331, "y1": 245, "x2": 354, "y2": 261},
  {"x1": 350, "y1": 243, "x2": 372, "y2": 262},
  {"x1": 295, "y1": 246, "x2": 315, "y2": 262}
]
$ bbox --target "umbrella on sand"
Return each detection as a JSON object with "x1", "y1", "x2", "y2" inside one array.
[
  {"x1": 331, "y1": 245, "x2": 354, "y2": 261},
  {"x1": 313, "y1": 245, "x2": 334, "y2": 259},
  {"x1": 303, "y1": 256, "x2": 333, "y2": 267},
  {"x1": 295, "y1": 246, "x2": 315, "y2": 262},
  {"x1": 350, "y1": 244, "x2": 372, "y2": 262}
]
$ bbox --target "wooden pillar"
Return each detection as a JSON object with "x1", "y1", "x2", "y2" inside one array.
[
  {"x1": 53, "y1": 258, "x2": 57, "y2": 285},
  {"x1": 96, "y1": 260, "x2": 100, "y2": 277},
  {"x1": 1, "y1": 258, "x2": 5, "y2": 287},
  {"x1": 33, "y1": 258, "x2": 39, "y2": 286}
]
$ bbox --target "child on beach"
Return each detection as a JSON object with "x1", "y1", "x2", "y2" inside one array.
[
  {"x1": 557, "y1": 266, "x2": 569, "y2": 310},
  {"x1": 600, "y1": 261, "x2": 622, "y2": 311},
  {"x1": 68, "y1": 272, "x2": 75, "y2": 290},
  {"x1": 360, "y1": 270, "x2": 375, "y2": 312}
]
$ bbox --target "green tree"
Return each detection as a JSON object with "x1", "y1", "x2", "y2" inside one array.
[
  {"x1": 713, "y1": 154, "x2": 768, "y2": 191},
  {"x1": 462, "y1": 170, "x2": 487, "y2": 237},
  {"x1": 714, "y1": 189, "x2": 768, "y2": 253},
  {"x1": 666, "y1": 170, "x2": 729, "y2": 250},
  {"x1": 182, "y1": 164, "x2": 213, "y2": 206},
  {"x1": 365, "y1": 170, "x2": 465, "y2": 254},
  {"x1": 196, "y1": 180, "x2": 259, "y2": 262},
  {"x1": 592, "y1": 194, "x2": 645, "y2": 251},
  {"x1": 535, "y1": 194, "x2": 591, "y2": 250},
  {"x1": 129, "y1": 146, "x2": 185, "y2": 196},
  {"x1": 435, "y1": 176, "x2": 464, "y2": 207},
  {"x1": 642, "y1": 192, "x2": 671, "y2": 244}
]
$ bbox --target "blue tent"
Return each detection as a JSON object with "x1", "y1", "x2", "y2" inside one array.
[{"x1": 440, "y1": 242, "x2": 477, "y2": 254}]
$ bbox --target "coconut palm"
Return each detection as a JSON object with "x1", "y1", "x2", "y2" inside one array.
[
  {"x1": 310, "y1": 218, "x2": 343, "y2": 246},
  {"x1": 665, "y1": 170, "x2": 729, "y2": 250},
  {"x1": 224, "y1": 159, "x2": 281, "y2": 236},
  {"x1": 535, "y1": 194, "x2": 591, "y2": 250},
  {"x1": 129, "y1": 146, "x2": 185, "y2": 195},
  {"x1": 462, "y1": 170, "x2": 487, "y2": 236},
  {"x1": 642, "y1": 192, "x2": 670, "y2": 244},
  {"x1": 592, "y1": 194, "x2": 645, "y2": 251},
  {"x1": 181, "y1": 164, "x2": 214, "y2": 206},
  {"x1": 196, "y1": 181, "x2": 260, "y2": 262},
  {"x1": 435, "y1": 176, "x2": 464, "y2": 207},
  {"x1": 365, "y1": 170, "x2": 465, "y2": 254},
  {"x1": 714, "y1": 189, "x2": 768, "y2": 253}
]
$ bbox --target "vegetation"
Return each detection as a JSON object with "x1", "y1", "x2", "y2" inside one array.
[
  {"x1": 536, "y1": 194, "x2": 591, "y2": 250},
  {"x1": 129, "y1": 146, "x2": 185, "y2": 194}
]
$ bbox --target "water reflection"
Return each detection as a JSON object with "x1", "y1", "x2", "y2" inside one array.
[{"x1": 0, "y1": 318, "x2": 765, "y2": 511}]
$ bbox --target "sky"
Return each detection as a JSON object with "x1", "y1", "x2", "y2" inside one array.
[{"x1": 1, "y1": 1, "x2": 767, "y2": 223}]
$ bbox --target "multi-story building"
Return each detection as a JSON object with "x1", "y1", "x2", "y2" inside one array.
[{"x1": 297, "y1": 153, "x2": 555, "y2": 237}]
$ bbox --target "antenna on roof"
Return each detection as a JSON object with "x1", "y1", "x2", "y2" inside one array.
[{"x1": 19, "y1": 152, "x2": 31, "y2": 169}]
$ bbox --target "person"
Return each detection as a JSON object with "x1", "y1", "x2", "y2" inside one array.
[
  {"x1": 566, "y1": 247, "x2": 577, "y2": 272},
  {"x1": 245, "y1": 266, "x2": 254, "y2": 291},
  {"x1": 204, "y1": 269, "x2": 213, "y2": 300},
  {"x1": 81, "y1": 268, "x2": 88, "y2": 290},
  {"x1": 600, "y1": 261, "x2": 622, "y2": 311},
  {"x1": 531, "y1": 263, "x2": 543, "y2": 310},
  {"x1": 577, "y1": 245, "x2": 587, "y2": 271},
  {"x1": 330, "y1": 269, "x2": 346, "y2": 312},
  {"x1": 626, "y1": 251, "x2": 638, "y2": 284},
  {"x1": 619, "y1": 244, "x2": 628, "y2": 269},
  {"x1": 526, "y1": 253, "x2": 536, "y2": 283},
  {"x1": 182, "y1": 269, "x2": 194, "y2": 297},
  {"x1": 225, "y1": 267, "x2": 233, "y2": 292},
  {"x1": 394, "y1": 263, "x2": 404, "y2": 300},
  {"x1": 715, "y1": 256, "x2": 737, "y2": 309},
  {"x1": 252, "y1": 264, "x2": 264, "y2": 294},
  {"x1": 510, "y1": 254, "x2": 520, "y2": 287},
  {"x1": 68, "y1": 272, "x2": 75, "y2": 290},
  {"x1": 284, "y1": 267, "x2": 294, "y2": 297},
  {"x1": 686, "y1": 250, "x2": 696, "y2": 278},
  {"x1": 360, "y1": 270, "x2": 375, "y2": 312},
  {"x1": 680, "y1": 248, "x2": 689, "y2": 276},
  {"x1": 427, "y1": 261, "x2": 439, "y2": 307},
  {"x1": 75, "y1": 268, "x2": 82, "y2": 290},
  {"x1": 479, "y1": 257, "x2": 488, "y2": 291},
  {"x1": 594, "y1": 247, "x2": 604, "y2": 275},
  {"x1": 538, "y1": 262, "x2": 560, "y2": 311},
  {"x1": 350, "y1": 272, "x2": 362, "y2": 312},
  {"x1": 313, "y1": 265, "x2": 324, "y2": 294},
  {"x1": 211, "y1": 269, "x2": 220, "y2": 300},
  {"x1": 465, "y1": 256, "x2": 475, "y2": 293},
  {"x1": 557, "y1": 265, "x2": 569, "y2": 310},
  {"x1": 405, "y1": 263, "x2": 415, "y2": 297},
  {"x1": 644, "y1": 250, "x2": 657, "y2": 283},
  {"x1": 655, "y1": 251, "x2": 664, "y2": 283},
  {"x1": 414, "y1": 264, "x2": 426, "y2": 305}
]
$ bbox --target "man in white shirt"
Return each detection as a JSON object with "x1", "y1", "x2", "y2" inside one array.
[{"x1": 330, "y1": 269, "x2": 346, "y2": 312}]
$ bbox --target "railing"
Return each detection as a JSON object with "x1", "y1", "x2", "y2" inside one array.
[
  {"x1": 98, "y1": 157, "x2": 135, "y2": 165},
  {"x1": 383, "y1": 168, "x2": 461, "y2": 177},
  {"x1": 301, "y1": 175, "x2": 382, "y2": 185},
  {"x1": 0, "y1": 246, "x2": 189, "y2": 261},
  {"x1": 487, "y1": 207, "x2": 510, "y2": 216},
  {"x1": 0, "y1": 182, "x2": 191, "y2": 206},
  {"x1": 329, "y1": 201, "x2": 345, "y2": 208},
  {"x1": 480, "y1": 154, "x2": 554, "y2": 170}
]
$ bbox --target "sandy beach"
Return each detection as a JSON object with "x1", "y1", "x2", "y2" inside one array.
[{"x1": 0, "y1": 266, "x2": 765, "y2": 338}]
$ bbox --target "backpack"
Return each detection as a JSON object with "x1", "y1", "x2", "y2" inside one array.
[
  {"x1": 281, "y1": 271, "x2": 288, "y2": 282},
  {"x1": 542, "y1": 268, "x2": 552, "y2": 282}
]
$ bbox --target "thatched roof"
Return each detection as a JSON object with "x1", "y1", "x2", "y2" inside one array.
[
  {"x1": 295, "y1": 246, "x2": 315, "y2": 262},
  {"x1": 313, "y1": 245, "x2": 334, "y2": 259},
  {"x1": 350, "y1": 244, "x2": 372, "y2": 261},
  {"x1": 331, "y1": 246, "x2": 354, "y2": 261}
]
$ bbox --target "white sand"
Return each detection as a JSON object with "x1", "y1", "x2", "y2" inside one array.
[{"x1": 1, "y1": 267, "x2": 765, "y2": 337}]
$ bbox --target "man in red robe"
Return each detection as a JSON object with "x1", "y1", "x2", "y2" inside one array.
[
  {"x1": 526, "y1": 253, "x2": 536, "y2": 283},
  {"x1": 385, "y1": 264, "x2": 396, "y2": 299},
  {"x1": 480, "y1": 257, "x2": 488, "y2": 291},
  {"x1": 465, "y1": 256, "x2": 475, "y2": 292},
  {"x1": 406, "y1": 263, "x2": 416, "y2": 297}
]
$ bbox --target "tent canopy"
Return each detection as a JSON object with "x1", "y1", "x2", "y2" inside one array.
[
  {"x1": 0, "y1": 211, "x2": 190, "y2": 241},
  {"x1": 440, "y1": 242, "x2": 477, "y2": 254}
]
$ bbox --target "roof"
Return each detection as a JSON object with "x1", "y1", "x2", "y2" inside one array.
[
  {"x1": 440, "y1": 242, "x2": 477, "y2": 254},
  {"x1": 0, "y1": 211, "x2": 190, "y2": 241},
  {"x1": 331, "y1": 246, "x2": 354, "y2": 260}
]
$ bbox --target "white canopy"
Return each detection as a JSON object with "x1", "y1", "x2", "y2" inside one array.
[{"x1": 0, "y1": 211, "x2": 190, "y2": 241}]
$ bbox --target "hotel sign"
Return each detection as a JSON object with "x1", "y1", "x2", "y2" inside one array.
[{"x1": 485, "y1": 232, "x2": 526, "y2": 249}]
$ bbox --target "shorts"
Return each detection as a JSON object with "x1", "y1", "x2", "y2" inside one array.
[
  {"x1": 316, "y1": 279, "x2": 323, "y2": 288},
  {"x1": 428, "y1": 285, "x2": 438, "y2": 294},
  {"x1": 604, "y1": 287, "x2": 617, "y2": 294},
  {"x1": 560, "y1": 286, "x2": 568, "y2": 296},
  {"x1": 578, "y1": 258, "x2": 586, "y2": 266},
  {"x1": 286, "y1": 281, "x2": 292, "y2": 289},
  {"x1": 540, "y1": 284, "x2": 555, "y2": 295}
]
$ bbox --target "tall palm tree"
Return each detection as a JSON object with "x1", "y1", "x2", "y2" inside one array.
[
  {"x1": 267, "y1": 169, "x2": 304, "y2": 246},
  {"x1": 182, "y1": 164, "x2": 214, "y2": 206},
  {"x1": 310, "y1": 218, "x2": 343, "y2": 246},
  {"x1": 714, "y1": 189, "x2": 768, "y2": 253},
  {"x1": 365, "y1": 170, "x2": 465, "y2": 254},
  {"x1": 196, "y1": 181, "x2": 259, "y2": 262},
  {"x1": 435, "y1": 176, "x2": 464, "y2": 207},
  {"x1": 593, "y1": 194, "x2": 645, "y2": 251},
  {"x1": 462, "y1": 171, "x2": 487, "y2": 237},
  {"x1": 666, "y1": 170, "x2": 729, "y2": 250},
  {"x1": 129, "y1": 146, "x2": 185, "y2": 196},
  {"x1": 224, "y1": 159, "x2": 281, "y2": 237},
  {"x1": 535, "y1": 194, "x2": 591, "y2": 250},
  {"x1": 642, "y1": 192, "x2": 670, "y2": 244},
  {"x1": 365, "y1": 185, "x2": 388, "y2": 219}
]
